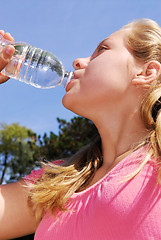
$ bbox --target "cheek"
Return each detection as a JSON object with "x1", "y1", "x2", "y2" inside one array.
[
  {"x1": 62, "y1": 54, "x2": 132, "y2": 114},
  {"x1": 84, "y1": 57, "x2": 130, "y2": 96},
  {"x1": 105, "y1": 56, "x2": 131, "y2": 94}
]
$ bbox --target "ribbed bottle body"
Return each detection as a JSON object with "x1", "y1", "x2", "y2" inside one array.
[{"x1": 2, "y1": 43, "x2": 65, "y2": 89}]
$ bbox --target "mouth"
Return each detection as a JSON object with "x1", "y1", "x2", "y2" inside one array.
[
  {"x1": 65, "y1": 71, "x2": 78, "y2": 92},
  {"x1": 64, "y1": 72, "x2": 74, "y2": 88},
  {"x1": 65, "y1": 77, "x2": 77, "y2": 92}
]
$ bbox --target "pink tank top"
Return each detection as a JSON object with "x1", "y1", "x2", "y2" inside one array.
[{"x1": 24, "y1": 146, "x2": 161, "y2": 239}]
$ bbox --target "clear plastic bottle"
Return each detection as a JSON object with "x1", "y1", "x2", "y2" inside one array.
[{"x1": 0, "y1": 35, "x2": 73, "y2": 89}]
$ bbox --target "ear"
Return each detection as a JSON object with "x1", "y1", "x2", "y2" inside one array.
[{"x1": 132, "y1": 61, "x2": 161, "y2": 87}]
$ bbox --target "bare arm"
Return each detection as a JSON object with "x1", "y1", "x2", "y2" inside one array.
[{"x1": 0, "y1": 180, "x2": 37, "y2": 239}]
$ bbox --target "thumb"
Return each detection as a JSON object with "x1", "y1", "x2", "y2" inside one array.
[{"x1": 0, "y1": 45, "x2": 15, "y2": 72}]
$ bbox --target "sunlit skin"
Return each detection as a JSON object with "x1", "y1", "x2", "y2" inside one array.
[{"x1": 62, "y1": 29, "x2": 160, "y2": 181}]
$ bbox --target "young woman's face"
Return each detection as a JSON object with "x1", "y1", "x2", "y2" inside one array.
[{"x1": 62, "y1": 29, "x2": 138, "y2": 119}]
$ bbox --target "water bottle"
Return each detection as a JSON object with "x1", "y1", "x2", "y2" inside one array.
[{"x1": 0, "y1": 35, "x2": 73, "y2": 89}]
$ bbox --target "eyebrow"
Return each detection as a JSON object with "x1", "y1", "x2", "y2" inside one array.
[{"x1": 98, "y1": 37, "x2": 111, "y2": 46}]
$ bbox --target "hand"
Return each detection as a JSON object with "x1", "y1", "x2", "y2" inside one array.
[{"x1": 0, "y1": 30, "x2": 15, "y2": 84}]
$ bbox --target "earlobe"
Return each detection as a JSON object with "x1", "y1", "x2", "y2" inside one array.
[
  {"x1": 132, "y1": 61, "x2": 161, "y2": 87},
  {"x1": 132, "y1": 75, "x2": 146, "y2": 86}
]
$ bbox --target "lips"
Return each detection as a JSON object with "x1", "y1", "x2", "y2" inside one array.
[
  {"x1": 65, "y1": 71, "x2": 78, "y2": 92},
  {"x1": 65, "y1": 78, "x2": 77, "y2": 92}
]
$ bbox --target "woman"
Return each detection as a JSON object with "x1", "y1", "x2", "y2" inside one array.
[{"x1": 0, "y1": 19, "x2": 161, "y2": 239}]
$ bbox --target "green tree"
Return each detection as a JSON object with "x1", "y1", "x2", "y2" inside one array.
[
  {"x1": 56, "y1": 116, "x2": 98, "y2": 157},
  {"x1": 34, "y1": 116, "x2": 98, "y2": 161},
  {"x1": 0, "y1": 123, "x2": 38, "y2": 184}
]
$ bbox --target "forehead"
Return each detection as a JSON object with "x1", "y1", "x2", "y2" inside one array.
[{"x1": 102, "y1": 29, "x2": 130, "y2": 47}]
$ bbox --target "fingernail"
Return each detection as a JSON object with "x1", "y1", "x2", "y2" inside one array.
[{"x1": 6, "y1": 32, "x2": 11, "y2": 35}]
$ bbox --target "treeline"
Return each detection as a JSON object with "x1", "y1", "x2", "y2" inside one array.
[{"x1": 0, "y1": 116, "x2": 98, "y2": 240}]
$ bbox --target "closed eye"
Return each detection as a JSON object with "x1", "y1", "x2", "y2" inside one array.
[
  {"x1": 91, "y1": 40, "x2": 111, "y2": 60},
  {"x1": 97, "y1": 44, "x2": 110, "y2": 53}
]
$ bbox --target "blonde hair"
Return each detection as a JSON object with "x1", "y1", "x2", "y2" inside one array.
[
  {"x1": 28, "y1": 19, "x2": 161, "y2": 221},
  {"x1": 123, "y1": 19, "x2": 161, "y2": 180},
  {"x1": 28, "y1": 135, "x2": 103, "y2": 221}
]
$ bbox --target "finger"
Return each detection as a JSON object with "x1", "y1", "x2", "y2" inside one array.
[
  {"x1": 0, "y1": 45, "x2": 15, "y2": 72},
  {"x1": 0, "y1": 73, "x2": 9, "y2": 84},
  {"x1": 0, "y1": 30, "x2": 5, "y2": 37},
  {"x1": 3, "y1": 32, "x2": 14, "y2": 42}
]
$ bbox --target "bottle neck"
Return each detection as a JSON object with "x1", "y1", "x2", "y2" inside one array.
[{"x1": 64, "y1": 71, "x2": 74, "y2": 88}]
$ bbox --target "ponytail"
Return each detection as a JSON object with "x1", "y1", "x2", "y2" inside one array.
[
  {"x1": 140, "y1": 84, "x2": 161, "y2": 182},
  {"x1": 124, "y1": 19, "x2": 161, "y2": 182}
]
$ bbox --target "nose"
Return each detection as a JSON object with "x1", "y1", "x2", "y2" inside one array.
[{"x1": 73, "y1": 57, "x2": 90, "y2": 70}]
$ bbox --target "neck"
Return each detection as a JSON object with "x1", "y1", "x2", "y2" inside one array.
[{"x1": 93, "y1": 109, "x2": 148, "y2": 170}]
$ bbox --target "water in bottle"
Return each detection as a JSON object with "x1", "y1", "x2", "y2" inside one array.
[{"x1": 0, "y1": 35, "x2": 73, "y2": 89}]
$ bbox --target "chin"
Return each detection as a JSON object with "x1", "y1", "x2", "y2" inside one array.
[
  {"x1": 62, "y1": 94, "x2": 87, "y2": 117},
  {"x1": 62, "y1": 93, "x2": 76, "y2": 112}
]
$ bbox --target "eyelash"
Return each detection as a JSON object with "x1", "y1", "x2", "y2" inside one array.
[{"x1": 97, "y1": 44, "x2": 109, "y2": 53}]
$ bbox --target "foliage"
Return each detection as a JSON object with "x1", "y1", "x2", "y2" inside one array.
[
  {"x1": 0, "y1": 123, "x2": 38, "y2": 184},
  {"x1": 34, "y1": 116, "x2": 98, "y2": 161},
  {"x1": 0, "y1": 117, "x2": 98, "y2": 184}
]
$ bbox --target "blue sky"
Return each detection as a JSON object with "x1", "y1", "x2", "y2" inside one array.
[{"x1": 0, "y1": 0, "x2": 161, "y2": 136}]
